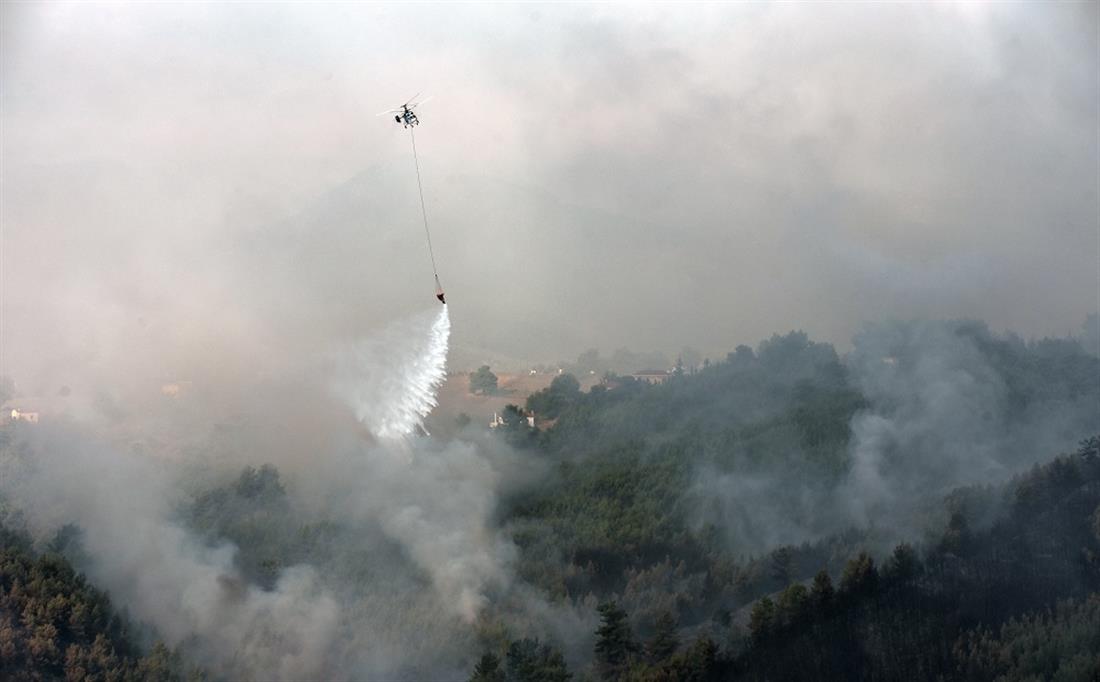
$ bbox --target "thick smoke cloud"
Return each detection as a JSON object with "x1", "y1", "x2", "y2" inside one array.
[
  {"x1": 2, "y1": 3, "x2": 1096, "y2": 379},
  {"x1": 0, "y1": 2, "x2": 1095, "y2": 678},
  {"x1": 0, "y1": 425, "x2": 342, "y2": 679},
  {"x1": 694, "y1": 320, "x2": 1099, "y2": 556},
  {"x1": 844, "y1": 321, "x2": 1020, "y2": 528},
  {"x1": 0, "y1": 309, "x2": 536, "y2": 679}
]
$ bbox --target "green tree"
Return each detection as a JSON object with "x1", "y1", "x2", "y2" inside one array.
[
  {"x1": 527, "y1": 374, "x2": 582, "y2": 419},
  {"x1": 810, "y1": 570, "x2": 834, "y2": 608},
  {"x1": 1078, "y1": 435, "x2": 1099, "y2": 462},
  {"x1": 769, "y1": 546, "x2": 794, "y2": 586},
  {"x1": 777, "y1": 583, "x2": 809, "y2": 624},
  {"x1": 470, "y1": 366, "x2": 499, "y2": 395},
  {"x1": 505, "y1": 638, "x2": 571, "y2": 682},
  {"x1": 882, "y1": 543, "x2": 920, "y2": 584},
  {"x1": 646, "y1": 611, "x2": 679, "y2": 663},
  {"x1": 749, "y1": 597, "x2": 775, "y2": 643},
  {"x1": 136, "y1": 642, "x2": 183, "y2": 681},
  {"x1": 640, "y1": 636, "x2": 721, "y2": 682},
  {"x1": 955, "y1": 595, "x2": 1100, "y2": 682},
  {"x1": 840, "y1": 552, "x2": 878, "y2": 597},
  {"x1": 234, "y1": 464, "x2": 285, "y2": 500},
  {"x1": 681, "y1": 636, "x2": 718, "y2": 680},
  {"x1": 727, "y1": 344, "x2": 755, "y2": 366},
  {"x1": 595, "y1": 601, "x2": 638, "y2": 679},
  {"x1": 940, "y1": 512, "x2": 973, "y2": 557},
  {"x1": 469, "y1": 651, "x2": 505, "y2": 682},
  {"x1": 501, "y1": 404, "x2": 528, "y2": 428},
  {"x1": 550, "y1": 373, "x2": 580, "y2": 397},
  {"x1": 27, "y1": 622, "x2": 60, "y2": 667}
]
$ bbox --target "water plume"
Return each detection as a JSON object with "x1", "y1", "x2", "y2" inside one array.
[
  {"x1": 334, "y1": 306, "x2": 451, "y2": 440},
  {"x1": 327, "y1": 304, "x2": 516, "y2": 623}
]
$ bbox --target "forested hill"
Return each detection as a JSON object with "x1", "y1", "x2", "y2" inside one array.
[
  {"x1": 0, "y1": 525, "x2": 197, "y2": 681},
  {"x1": 1, "y1": 320, "x2": 1097, "y2": 680},
  {"x1": 525, "y1": 322, "x2": 1095, "y2": 468},
  {"x1": 478, "y1": 320, "x2": 1099, "y2": 679},
  {"x1": 726, "y1": 442, "x2": 1100, "y2": 681},
  {"x1": 505, "y1": 321, "x2": 1098, "y2": 574},
  {"x1": 472, "y1": 441, "x2": 1100, "y2": 681},
  {"x1": 528, "y1": 330, "x2": 858, "y2": 469}
]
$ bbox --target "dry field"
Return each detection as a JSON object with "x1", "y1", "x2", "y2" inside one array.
[{"x1": 431, "y1": 371, "x2": 601, "y2": 428}]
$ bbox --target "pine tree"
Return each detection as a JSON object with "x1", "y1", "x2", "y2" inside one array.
[
  {"x1": 469, "y1": 651, "x2": 505, "y2": 682},
  {"x1": 505, "y1": 639, "x2": 571, "y2": 682},
  {"x1": 883, "y1": 543, "x2": 920, "y2": 584},
  {"x1": 940, "y1": 512, "x2": 973, "y2": 557},
  {"x1": 683, "y1": 636, "x2": 718, "y2": 680},
  {"x1": 777, "y1": 583, "x2": 809, "y2": 624},
  {"x1": 646, "y1": 611, "x2": 679, "y2": 663},
  {"x1": 810, "y1": 569, "x2": 834, "y2": 609},
  {"x1": 769, "y1": 546, "x2": 794, "y2": 586},
  {"x1": 749, "y1": 597, "x2": 776, "y2": 643},
  {"x1": 136, "y1": 642, "x2": 182, "y2": 681},
  {"x1": 840, "y1": 552, "x2": 878, "y2": 596},
  {"x1": 594, "y1": 601, "x2": 638, "y2": 680}
]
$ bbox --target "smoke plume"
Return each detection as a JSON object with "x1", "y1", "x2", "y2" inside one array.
[
  {"x1": 693, "y1": 320, "x2": 1099, "y2": 556},
  {"x1": 0, "y1": 305, "x2": 524, "y2": 679}
]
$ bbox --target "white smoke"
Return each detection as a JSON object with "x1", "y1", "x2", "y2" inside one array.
[
  {"x1": 0, "y1": 303, "x2": 523, "y2": 678},
  {"x1": 838, "y1": 320, "x2": 1062, "y2": 531},
  {"x1": 334, "y1": 306, "x2": 451, "y2": 440},
  {"x1": 316, "y1": 437, "x2": 516, "y2": 625},
  {"x1": 691, "y1": 320, "x2": 1099, "y2": 556},
  {"x1": 0, "y1": 427, "x2": 342, "y2": 680},
  {"x1": 324, "y1": 305, "x2": 515, "y2": 623}
]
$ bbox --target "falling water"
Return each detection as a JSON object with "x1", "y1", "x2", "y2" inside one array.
[
  {"x1": 335, "y1": 306, "x2": 450, "y2": 440},
  {"x1": 327, "y1": 304, "x2": 511, "y2": 627}
]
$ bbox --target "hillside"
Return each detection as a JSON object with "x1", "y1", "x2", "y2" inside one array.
[
  {"x1": 0, "y1": 525, "x2": 197, "y2": 681},
  {"x1": 2, "y1": 319, "x2": 1097, "y2": 680}
]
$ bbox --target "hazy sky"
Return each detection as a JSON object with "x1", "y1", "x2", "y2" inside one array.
[{"x1": 3, "y1": 2, "x2": 1097, "y2": 387}]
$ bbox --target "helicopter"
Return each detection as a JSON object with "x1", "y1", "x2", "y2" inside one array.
[
  {"x1": 378, "y1": 94, "x2": 431, "y2": 128},
  {"x1": 377, "y1": 93, "x2": 446, "y2": 305}
]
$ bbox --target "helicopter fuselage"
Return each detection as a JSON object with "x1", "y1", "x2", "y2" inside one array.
[{"x1": 395, "y1": 107, "x2": 419, "y2": 128}]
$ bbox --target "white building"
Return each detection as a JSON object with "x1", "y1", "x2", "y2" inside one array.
[
  {"x1": 9, "y1": 408, "x2": 39, "y2": 423},
  {"x1": 489, "y1": 411, "x2": 536, "y2": 429}
]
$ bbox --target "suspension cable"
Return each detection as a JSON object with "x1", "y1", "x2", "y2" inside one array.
[{"x1": 409, "y1": 127, "x2": 439, "y2": 278}]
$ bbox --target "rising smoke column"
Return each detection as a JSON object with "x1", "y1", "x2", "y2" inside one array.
[
  {"x1": 0, "y1": 425, "x2": 342, "y2": 681},
  {"x1": 328, "y1": 305, "x2": 515, "y2": 622},
  {"x1": 0, "y1": 304, "x2": 524, "y2": 677}
]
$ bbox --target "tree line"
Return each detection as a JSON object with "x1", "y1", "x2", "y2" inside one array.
[{"x1": 469, "y1": 439, "x2": 1100, "y2": 680}]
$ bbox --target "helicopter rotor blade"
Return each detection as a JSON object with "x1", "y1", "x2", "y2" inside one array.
[
  {"x1": 376, "y1": 108, "x2": 403, "y2": 116},
  {"x1": 402, "y1": 92, "x2": 421, "y2": 107},
  {"x1": 407, "y1": 95, "x2": 433, "y2": 110}
]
